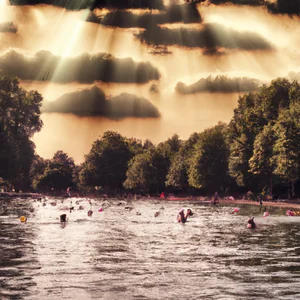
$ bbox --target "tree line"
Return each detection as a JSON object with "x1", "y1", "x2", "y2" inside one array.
[{"x1": 0, "y1": 75, "x2": 299, "y2": 199}]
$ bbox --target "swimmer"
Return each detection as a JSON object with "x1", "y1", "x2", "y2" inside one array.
[
  {"x1": 87, "y1": 210, "x2": 93, "y2": 217},
  {"x1": 212, "y1": 192, "x2": 219, "y2": 205},
  {"x1": 154, "y1": 211, "x2": 160, "y2": 217},
  {"x1": 60, "y1": 214, "x2": 67, "y2": 223},
  {"x1": 177, "y1": 208, "x2": 193, "y2": 223},
  {"x1": 247, "y1": 217, "x2": 256, "y2": 229},
  {"x1": 232, "y1": 207, "x2": 240, "y2": 214}
]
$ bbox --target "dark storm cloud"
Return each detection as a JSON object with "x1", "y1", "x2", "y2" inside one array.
[
  {"x1": 175, "y1": 75, "x2": 261, "y2": 94},
  {"x1": 87, "y1": 2, "x2": 202, "y2": 28},
  {"x1": 42, "y1": 86, "x2": 160, "y2": 119},
  {"x1": 9, "y1": 0, "x2": 165, "y2": 10},
  {"x1": 208, "y1": 0, "x2": 263, "y2": 5},
  {"x1": 267, "y1": 0, "x2": 300, "y2": 15},
  {"x1": 0, "y1": 22, "x2": 17, "y2": 33},
  {"x1": 0, "y1": 50, "x2": 160, "y2": 83},
  {"x1": 136, "y1": 23, "x2": 273, "y2": 51}
]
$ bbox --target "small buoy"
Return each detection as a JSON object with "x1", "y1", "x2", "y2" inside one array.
[{"x1": 20, "y1": 216, "x2": 27, "y2": 223}]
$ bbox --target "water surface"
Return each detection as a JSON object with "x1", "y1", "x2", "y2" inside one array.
[{"x1": 1, "y1": 198, "x2": 300, "y2": 300}]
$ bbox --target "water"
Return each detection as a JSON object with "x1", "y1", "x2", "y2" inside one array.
[{"x1": 1, "y1": 197, "x2": 300, "y2": 300}]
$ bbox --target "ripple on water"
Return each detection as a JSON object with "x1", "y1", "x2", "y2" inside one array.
[{"x1": 0, "y1": 198, "x2": 300, "y2": 300}]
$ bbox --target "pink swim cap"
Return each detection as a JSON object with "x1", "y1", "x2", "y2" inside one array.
[{"x1": 98, "y1": 208, "x2": 103, "y2": 212}]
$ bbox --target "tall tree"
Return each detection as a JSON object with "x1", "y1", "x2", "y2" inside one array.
[
  {"x1": 272, "y1": 103, "x2": 300, "y2": 198},
  {"x1": 249, "y1": 124, "x2": 276, "y2": 196},
  {"x1": 33, "y1": 151, "x2": 77, "y2": 192},
  {"x1": 166, "y1": 132, "x2": 201, "y2": 190},
  {"x1": 229, "y1": 78, "x2": 293, "y2": 191},
  {"x1": 188, "y1": 123, "x2": 230, "y2": 193},
  {"x1": 80, "y1": 131, "x2": 131, "y2": 190},
  {"x1": 0, "y1": 75, "x2": 43, "y2": 190}
]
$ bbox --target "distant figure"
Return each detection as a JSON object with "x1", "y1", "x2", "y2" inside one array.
[
  {"x1": 212, "y1": 192, "x2": 219, "y2": 205},
  {"x1": 247, "y1": 217, "x2": 256, "y2": 229},
  {"x1": 263, "y1": 207, "x2": 269, "y2": 217},
  {"x1": 160, "y1": 192, "x2": 166, "y2": 199},
  {"x1": 177, "y1": 208, "x2": 193, "y2": 223},
  {"x1": 232, "y1": 207, "x2": 240, "y2": 214},
  {"x1": 286, "y1": 210, "x2": 295, "y2": 216},
  {"x1": 60, "y1": 214, "x2": 67, "y2": 223},
  {"x1": 154, "y1": 211, "x2": 160, "y2": 217},
  {"x1": 69, "y1": 206, "x2": 74, "y2": 213},
  {"x1": 87, "y1": 210, "x2": 93, "y2": 217}
]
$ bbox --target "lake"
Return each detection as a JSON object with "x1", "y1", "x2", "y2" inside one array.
[{"x1": 1, "y1": 197, "x2": 300, "y2": 300}]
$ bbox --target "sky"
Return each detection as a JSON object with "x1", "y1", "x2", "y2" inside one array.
[{"x1": 0, "y1": 0, "x2": 299, "y2": 163}]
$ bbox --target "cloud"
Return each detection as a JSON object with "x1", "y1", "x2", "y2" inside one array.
[
  {"x1": 9, "y1": 0, "x2": 165, "y2": 10},
  {"x1": 87, "y1": 2, "x2": 202, "y2": 28},
  {"x1": 0, "y1": 22, "x2": 17, "y2": 33},
  {"x1": 267, "y1": 0, "x2": 300, "y2": 15},
  {"x1": 175, "y1": 75, "x2": 261, "y2": 94},
  {"x1": 135, "y1": 23, "x2": 273, "y2": 51},
  {"x1": 209, "y1": 0, "x2": 263, "y2": 5},
  {"x1": 0, "y1": 50, "x2": 160, "y2": 83},
  {"x1": 42, "y1": 86, "x2": 160, "y2": 119}
]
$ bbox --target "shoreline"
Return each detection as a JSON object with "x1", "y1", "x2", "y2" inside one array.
[
  {"x1": 218, "y1": 199, "x2": 300, "y2": 210},
  {"x1": 164, "y1": 197, "x2": 300, "y2": 210},
  {"x1": 1, "y1": 192, "x2": 300, "y2": 210}
]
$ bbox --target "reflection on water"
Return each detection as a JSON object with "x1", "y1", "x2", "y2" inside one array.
[{"x1": 1, "y1": 198, "x2": 300, "y2": 300}]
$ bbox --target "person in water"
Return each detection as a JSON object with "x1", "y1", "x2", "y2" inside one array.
[
  {"x1": 247, "y1": 217, "x2": 256, "y2": 229},
  {"x1": 212, "y1": 192, "x2": 219, "y2": 205},
  {"x1": 60, "y1": 214, "x2": 67, "y2": 223},
  {"x1": 177, "y1": 209, "x2": 193, "y2": 223}
]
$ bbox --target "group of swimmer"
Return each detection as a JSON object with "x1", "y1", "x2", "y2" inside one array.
[{"x1": 19, "y1": 196, "x2": 299, "y2": 230}]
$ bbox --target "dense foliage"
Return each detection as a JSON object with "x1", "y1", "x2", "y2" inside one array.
[
  {"x1": 0, "y1": 75, "x2": 43, "y2": 190},
  {"x1": 1, "y1": 75, "x2": 300, "y2": 198}
]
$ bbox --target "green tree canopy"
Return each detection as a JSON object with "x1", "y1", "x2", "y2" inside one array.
[
  {"x1": 0, "y1": 75, "x2": 43, "y2": 190},
  {"x1": 80, "y1": 131, "x2": 131, "y2": 190},
  {"x1": 33, "y1": 151, "x2": 77, "y2": 191},
  {"x1": 188, "y1": 123, "x2": 230, "y2": 193}
]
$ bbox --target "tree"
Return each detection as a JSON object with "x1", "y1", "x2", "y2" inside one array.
[
  {"x1": 166, "y1": 132, "x2": 201, "y2": 190},
  {"x1": 272, "y1": 103, "x2": 300, "y2": 198},
  {"x1": 228, "y1": 78, "x2": 294, "y2": 191},
  {"x1": 123, "y1": 151, "x2": 154, "y2": 192},
  {"x1": 80, "y1": 131, "x2": 131, "y2": 190},
  {"x1": 249, "y1": 124, "x2": 276, "y2": 196},
  {"x1": 188, "y1": 123, "x2": 230, "y2": 193},
  {"x1": 0, "y1": 75, "x2": 43, "y2": 190},
  {"x1": 124, "y1": 148, "x2": 169, "y2": 193},
  {"x1": 165, "y1": 152, "x2": 187, "y2": 189},
  {"x1": 33, "y1": 151, "x2": 77, "y2": 192}
]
